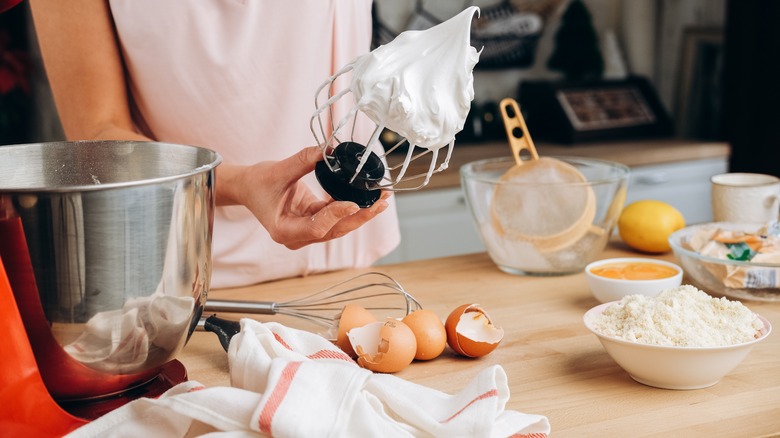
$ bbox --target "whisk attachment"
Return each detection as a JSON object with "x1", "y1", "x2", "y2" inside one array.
[
  {"x1": 309, "y1": 7, "x2": 481, "y2": 207},
  {"x1": 203, "y1": 272, "x2": 422, "y2": 338},
  {"x1": 314, "y1": 141, "x2": 385, "y2": 208},
  {"x1": 309, "y1": 62, "x2": 456, "y2": 208}
]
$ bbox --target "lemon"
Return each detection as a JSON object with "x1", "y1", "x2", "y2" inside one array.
[{"x1": 618, "y1": 200, "x2": 685, "y2": 253}]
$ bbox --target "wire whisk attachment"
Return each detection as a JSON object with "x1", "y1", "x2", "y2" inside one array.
[{"x1": 203, "y1": 272, "x2": 422, "y2": 340}]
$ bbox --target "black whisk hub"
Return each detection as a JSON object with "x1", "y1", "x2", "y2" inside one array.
[{"x1": 315, "y1": 141, "x2": 384, "y2": 208}]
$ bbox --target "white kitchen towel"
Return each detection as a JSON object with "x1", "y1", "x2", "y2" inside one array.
[{"x1": 67, "y1": 319, "x2": 550, "y2": 437}]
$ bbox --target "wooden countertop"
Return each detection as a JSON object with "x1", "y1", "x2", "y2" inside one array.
[
  {"x1": 395, "y1": 139, "x2": 730, "y2": 190},
  {"x1": 179, "y1": 242, "x2": 779, "y2": 437}
]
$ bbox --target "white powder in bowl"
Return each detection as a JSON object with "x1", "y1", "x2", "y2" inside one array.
[{"x1": 589, "y1": 285, "x2": 765, "y2": 347}]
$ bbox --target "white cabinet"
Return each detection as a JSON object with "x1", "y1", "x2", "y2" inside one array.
[
  {"x1": 378, "y1": 157, "x2": 728, "y2": 265},
  {"x1": 625, "y1": 158, "x2": 727, "y2": 225},
  {"x1": 378, "y1": 187, "x2": 484, "y2": 265}
]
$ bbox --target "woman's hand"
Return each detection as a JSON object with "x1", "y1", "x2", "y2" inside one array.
[{"x1": 219, "y1": 146, "x2": 390, "y2": 250}]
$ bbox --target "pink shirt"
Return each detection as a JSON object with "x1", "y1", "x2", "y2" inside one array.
[{"x1": 109, "y1": 0, "x2": 400, "y2": 288}]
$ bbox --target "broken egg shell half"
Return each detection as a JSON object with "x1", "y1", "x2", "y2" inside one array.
[
  {"x1": 335, "y1": 304, "x2": 378, "y2": 357},
  {"x1": 348, "y1": 318, "x2": 417, "y2": 373},
  {"x1": 402, "y1": 309, "x2": 447, "y2": 361},
  {"x1": 445, "y1": 304, "x2": 504, "y2": 358}
]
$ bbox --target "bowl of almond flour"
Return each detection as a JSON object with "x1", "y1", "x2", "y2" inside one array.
[{"x1": 583, "y1": 285, "x2": 771, "y2": 390}]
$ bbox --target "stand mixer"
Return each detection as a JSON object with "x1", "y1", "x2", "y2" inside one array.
[
  {"x1": 311, "y1": 6, "x2": 481, "y2": 207},
  {"x1": 0, "y1": 257, "x2": 86, "y2": 436},
  {"x1": 0, "y1": 141, "x2": 219, "y2": 433}
]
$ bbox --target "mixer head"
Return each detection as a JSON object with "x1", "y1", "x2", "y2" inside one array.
[{"x1": 310, "y1": 63, "x2": 454, "y2": 208}]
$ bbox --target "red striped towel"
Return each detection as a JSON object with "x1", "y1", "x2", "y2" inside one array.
[{"x1": 67, "y1": 319, "x2": 550, "y2": 437}]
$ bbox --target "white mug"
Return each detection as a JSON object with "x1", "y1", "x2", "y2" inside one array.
[{"x1": 711, "y1": 173, "x2": 780, "y2": 223}]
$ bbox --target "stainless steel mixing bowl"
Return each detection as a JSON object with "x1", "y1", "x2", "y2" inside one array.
[{"x1": 0, "y1": 141, "x2": 221, "y2": 400}]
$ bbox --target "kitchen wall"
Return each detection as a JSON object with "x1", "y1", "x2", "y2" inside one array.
[
  {"x1": 374, "y1": 0, "x2": 725, "y2": 121},
  {"x1": 13, "y1": 0, "x2": 726, "y2": 144}
]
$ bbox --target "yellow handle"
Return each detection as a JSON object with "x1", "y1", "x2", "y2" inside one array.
[{"x1": 499, "y1": 98, "x2": 538, "y2": 166}]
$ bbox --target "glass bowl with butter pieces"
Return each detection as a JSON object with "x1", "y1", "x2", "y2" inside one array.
[{"x1": 668, "y1": 222, "x2": 780, "y2": 302}]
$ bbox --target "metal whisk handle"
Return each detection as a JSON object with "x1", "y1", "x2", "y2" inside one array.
[{"x1": 204, "y1": 299, "x2": 278, "y2": 314}]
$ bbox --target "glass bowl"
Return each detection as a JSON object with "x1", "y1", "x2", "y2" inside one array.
[
  {"x1": 460, "y1": 156, "x2": 630, "y2": 276},
  {"x1": 669, "y1": 222, "x2": 780, "y2": 302}
]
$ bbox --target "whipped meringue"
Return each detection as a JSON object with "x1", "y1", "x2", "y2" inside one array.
[{"x1": 350, "y1": 6, "x2": 480, "y2": 151}]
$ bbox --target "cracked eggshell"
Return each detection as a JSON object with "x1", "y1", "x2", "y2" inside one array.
[
  {"x1": 349, "y1": 318, "x2": 417, "y2": 373},
  {"x1": 335, "y1": 304, "x2": 378, "y2": 357},
  {"x1": 445, "y1": 304, "x2": 504, "y2": 358},
  {"x1": 402, "y1": 309, "x2": 447, "y2": 360}
]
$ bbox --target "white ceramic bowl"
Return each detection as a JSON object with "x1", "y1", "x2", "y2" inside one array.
[
  {"x1": 584, "y1": 257, "x2": 683, "y2": 303},
  {"x1": 583, "y1": 302, "x2": 772, "y2": 390},
  {"x1": 460, "y1": 156, "x2": 630, "y2": 276},
  {"x1": 669, "y1": 222, "x2": 780, "y2": 302}
]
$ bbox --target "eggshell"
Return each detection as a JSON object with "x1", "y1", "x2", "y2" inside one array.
[
  {"x1": 335, "y1": 304, "x2": 377, "y2": 357},
  {"x1": 402, "y1": 309, "x2": 447, "y2": 360},
  {"x1": 445, "y1": 304, "x2": 504, "y2": 358},
  {"x1": 349, "y1": 318, "x2": 417, "y2": 373}
]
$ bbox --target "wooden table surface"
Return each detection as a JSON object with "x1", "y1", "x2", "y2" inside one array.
[{"x1": 179, "y1": 243, "x2": 779, "y2": 437}]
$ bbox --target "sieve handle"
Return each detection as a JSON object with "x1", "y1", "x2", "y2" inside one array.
[{"x1": 499, "y1": 97, "x2": 538, "y2": 166}]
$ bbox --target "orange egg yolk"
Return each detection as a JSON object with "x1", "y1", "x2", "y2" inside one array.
[{"x1": 591, "y1": 262, "x2": 678, "y2": 280}]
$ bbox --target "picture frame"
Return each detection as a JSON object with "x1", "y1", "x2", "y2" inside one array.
[
  {"x1": 518, "y1": 76, "x2": 674, "y2": 144},
  {"x1": 674, "y1": 27, "x2": 725, "y2": 140}
]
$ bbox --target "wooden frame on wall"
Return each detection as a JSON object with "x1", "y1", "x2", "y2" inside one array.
[{"x1": 674, "y1": 26, "x2": 725, "y2": 140}]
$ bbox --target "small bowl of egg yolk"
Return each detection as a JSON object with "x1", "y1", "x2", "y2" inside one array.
[{"x1": 584, "y1": 257, "x2": 683, "y2": 303}]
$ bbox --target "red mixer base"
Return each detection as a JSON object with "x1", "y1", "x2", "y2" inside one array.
[{"x1": 58, "y1": 360, "x2": 188, "y2": 421}]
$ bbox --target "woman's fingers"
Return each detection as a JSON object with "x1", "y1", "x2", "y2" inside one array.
[
  {"x1": 276, "y1": 146, "x2": 323, "y2": 182},
  {"x1": 270, "y1": 201, "x2": 359, "y2": 248},
  {"x1": 281, "y1": 194, "x2": 390, "y2": 250},
  {"x1": 325, "y1": 197, "x2": 389, "y2": 238}
]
